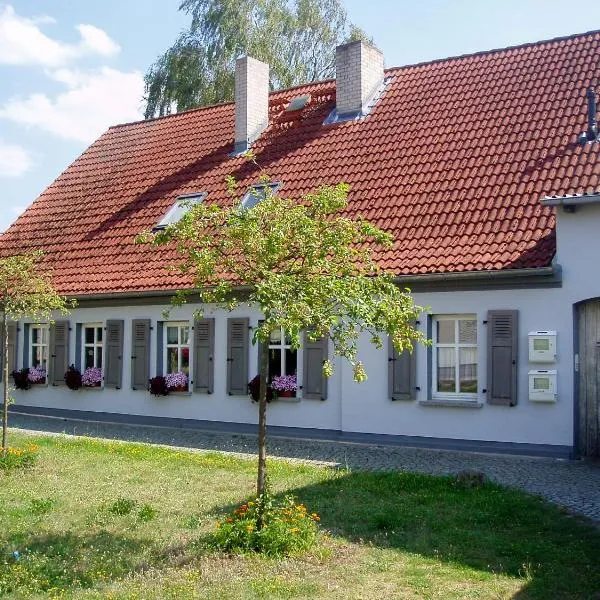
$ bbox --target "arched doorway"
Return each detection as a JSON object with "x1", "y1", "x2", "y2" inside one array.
[{"x1": 577, "y1": 298, "x2": 600, "y2": 458}]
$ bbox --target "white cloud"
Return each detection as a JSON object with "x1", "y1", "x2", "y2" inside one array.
[
  {"x1": 0, "y1": 5, "x2": 120, "y2": 67},
  {"x1": 0, "y1": 140, "x2": 32, "y2": 177},
  {"x1": 0, "y1": 67, "x2": 145, "y2": 143}
]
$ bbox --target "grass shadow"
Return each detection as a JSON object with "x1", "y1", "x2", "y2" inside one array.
[
  {"x1": 0, "y1": 529, "x2": 170, "y2": 595},
  {"x1": 209, "y1": 469, "x2": 600, "y2": 600}
]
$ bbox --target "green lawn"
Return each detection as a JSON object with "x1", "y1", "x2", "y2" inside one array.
[{"x1": 1, "y1": 432, "x2": 599, "y2": 599}]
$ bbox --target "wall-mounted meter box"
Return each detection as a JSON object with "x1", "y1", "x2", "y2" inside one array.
[
  {"x1": 528, "y1": 370, "x2": 557, "y2": 402},
  {"x1": 528, "y1": 331, "x2": 557, "y2": 363}
]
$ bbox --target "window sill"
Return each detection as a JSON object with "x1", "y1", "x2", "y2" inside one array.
[
  {"x1": 168, "y1": 391, "x2": 192, "y2": 397},
  {"x1": 275, "y1": 396, "x2": 301, "y2": 403},
  {"x1": 419, "y1": 399, "x2": 483, "y2": 409}
]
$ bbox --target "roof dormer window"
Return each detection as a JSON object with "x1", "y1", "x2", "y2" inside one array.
[
  {"x1": 240, "y1": 182, "x2": 281, "y2": 209},
  {"x1": 153, "y1": 192, "x2": 207, "y2": 231}
]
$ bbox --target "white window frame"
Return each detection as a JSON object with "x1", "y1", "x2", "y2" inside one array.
[
  {"x1": 83, "y1": 323, "x2": 104, "y2": 370},
  {"x1": 29, "y1": 323, "x2": 49, "y2": 373},
  {"x1": 432, "y1": 314, "x2": 478, "y2": 400},
  {"x1": 268, "y1": 327, "x2": 297, "y2": 379},
  {"x1": 164, "y1": 321, "x2": 190, "y2": 375}
]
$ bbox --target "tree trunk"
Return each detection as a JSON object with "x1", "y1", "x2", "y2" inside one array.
[
  {"x1": 256, "y1": 336, "x2": 269, "y2": 524},
  {"x1": 2, "y1": 311, "x2": 8, "y2": 455}
]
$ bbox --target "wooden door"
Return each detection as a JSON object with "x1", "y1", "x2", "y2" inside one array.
[{"x1": 578, "y1": 299, "x2": 600, "y2": 457}]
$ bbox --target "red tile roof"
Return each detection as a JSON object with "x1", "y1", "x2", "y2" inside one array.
[{"x1": 2, "y1": 30, "x2": 600, "y2": 296}]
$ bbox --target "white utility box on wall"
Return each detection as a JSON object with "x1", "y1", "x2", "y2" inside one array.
[
  {"x1": 528, "y1": 370, "x2": 557, "y2": 402},
  {"x1": 528, "y1": 331, "x2": 557, "y2": 363}
]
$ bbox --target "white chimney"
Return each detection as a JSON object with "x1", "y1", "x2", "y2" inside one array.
[
  {"x1": 234, "y1": 55, "x2": 269, "y2": 153},
  {"x1": 335, "y1": 40, "x2": 384, "y2": 117}
]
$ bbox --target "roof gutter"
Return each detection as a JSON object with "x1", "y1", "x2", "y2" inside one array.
[
  {"x1": 393, "y1": 266, "x2": 557, "y2": 286},
  {"x1": 541, "y1": 193, "x2": 600, "y2": 207},
  {"x1": 70, "y1": 266, "x2": 560, "y2": 305}
]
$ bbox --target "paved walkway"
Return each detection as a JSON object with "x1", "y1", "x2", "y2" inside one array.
[{"x1": 10, "y1": 413, "x2": 600, "y2": 522}]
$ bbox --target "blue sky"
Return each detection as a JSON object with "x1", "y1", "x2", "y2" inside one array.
[{"x1": 1, "y1": 0, "x2": 599, "y2": 232}]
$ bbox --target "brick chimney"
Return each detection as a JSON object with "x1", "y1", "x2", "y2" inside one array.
[
  {"x1": 335, "y1": 40, "x2": 384, "y2": 117},
  {"x1": 234, "y1": 55, "x2": 269, "y2": 153}
]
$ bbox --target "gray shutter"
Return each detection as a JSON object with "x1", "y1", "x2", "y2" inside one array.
[
  {"x1": 131, "y1": 319, "x2": 151, "y2": 390},
  {"x1": 49, "y1": 320, "x2": 69, "y2": 385},
  {"x1": 105, "y1": 319, "x2": 124, "y2": 389},
  {"x1": 487, "y1": 310, "x2": 518, "y2": 406},
  {"x1": 302, "y1": 331, "x2": 328, "y2": 400},
  {"x1": 227, "y1": 318, "x2": 249, "y2": 395},
  {"x1": 22, "y1": 324, "x2": 30, "y2": 369},
  {"x1": 388, "y1": 338, "x2": 416, "y2": 400},
  {"x1": 194, "y1": 318, "x2": 214, "y2": 393},
  {"x1": 75, "y1": 323, "x2": 82, "y2": 372},
  {"x1": 156, "y1": 322, "x2": 164, "y2": 376}
]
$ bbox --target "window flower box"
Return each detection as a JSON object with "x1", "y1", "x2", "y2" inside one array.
[
  {"x1": 165, "y1": 371, "x2": 189, "y2": 393},
  {"x1": 27, "y1": 367, "x2": 47, "y2": 385},
  {"x1": 271, "y1": 374, "x2": 297, "y2": 399},
  {"x1": 82, "y1": 367, "x2": 103, "y2": 388}
]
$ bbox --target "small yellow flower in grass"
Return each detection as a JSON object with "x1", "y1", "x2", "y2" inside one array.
[
  {"x1": 311, "y1": 513, "x2": 320, "y2": 521},
  {"x1": 26, "y1": 444, "x2": 39, "y2": 452},
  {"x1": 246, "y1": 525, "x2": 254, "y2": 532}
]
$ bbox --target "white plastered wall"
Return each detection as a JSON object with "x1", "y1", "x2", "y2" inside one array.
[{"x1": 13, "y1": 203, "x2": 600, "y2": 449}]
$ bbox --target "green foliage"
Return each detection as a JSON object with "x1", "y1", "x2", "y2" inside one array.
[
  {"x1": 144, "y1": 0, "x2": 371, "y2": 118},
  {"x1": 28, "y1": 497, "x2": 55, "y2": 516},
  {"x1": 108, "y1": 497, "x2": 137, "y2": 516},
  {"x1": 139, "y1": 180, "x2": 426, "y2": 379},
  {"x1": 0, "y1": 251, "x2": 74, "y2": 452},
  {"x1": 0, "y1": 251, "x2": 73, "y2": 322},
  {"x1": 0, "y1": 443, "x2": 38, "y2": 471},
  {"x1": 137, "y1": 503, "x2": 158, "y2": 522},
  {"x1": 212, "y1": 491, "x2": 320, "y2": 557}
]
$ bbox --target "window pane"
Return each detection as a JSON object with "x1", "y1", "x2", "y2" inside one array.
[
  {"x1": 41, "y1": 347, "x2": 48, "y2": 369},
  {"x1": 437, "y1": 347, "x2": 456, "y2": 392},
  {"x1": 268, "y1": 348, "x2": 282, "y2": 380},
  {"x1": 85, "y1": 348, "x2": 94, "y2": 369},
  {"x1": 31, "y1": 327, "x2": 40, "y2": 344},
  {"x1": 166, "y1": 326, "x2": 178, "y2": 345},
  {"x1": 97, "y1": 350, "x2": 103, "y2": 369},
  {"x1": 269, "y1": 328, "x2": 282, "y2": 344},
  {"x1": 181, "y1": 347, "x2": 190, "y2": 374},
  {"x1": 85, "y1": 327, "x2": 95, "y2": 344},
  {"x1": 459, "y1": 348, "x2": 477, "y2": 393},
  {"x1": 459, "y1": 319, "x2": 477, "y2": 344},
  {"x1": 180, "y1": 326, "x2": 190, "y2": 345},
  {"x1": 167, "y1": 347, "x2": 178, "y2": 373},
  {"x1": 285, "y1": 349, "x2": 297, "y2": 376},
  {"x1": 41, "y1": 328, "x2": 49, "y2": 344},
  {"x1": 437, "y1": 320, "x2": 455, "y2": 344},
  {"x1": 33, "y1": 347, "x2": 42, "y2": 368},
  {"x1": 96, "y1": 327, "x2": 103, "y2": 343},
  {"x1": 284, "y1": 329, "x2": 293, "y2": 345}
]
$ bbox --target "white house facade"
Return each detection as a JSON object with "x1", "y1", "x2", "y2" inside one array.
[{"x1": 2, "y1": 32, "x2": 600, "y2": 458}]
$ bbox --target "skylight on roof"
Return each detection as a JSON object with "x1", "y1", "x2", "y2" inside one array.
[
  {"x1": 286, "y1": 94, "x2": 311, "y2": 112},
  {"x1": 240, "y1": 182, "x2": 281, "y2": 209},
  {"x1": 153, "y1": 192, "x2": 207, "y2": 231}
]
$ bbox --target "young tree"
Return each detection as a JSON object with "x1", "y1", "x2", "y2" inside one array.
[
  {"x1": 0, "y1": 252, "x2": 73, "y2": 454},
  {"x1": 144, "y1": 0, "x2": 369, "y2": 118},
  {"x1": 138, "y1": 178, "x2": 425, "y2": 503}
]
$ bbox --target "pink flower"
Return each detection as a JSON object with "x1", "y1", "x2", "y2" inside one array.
[
  {"x1": 165, "y1": 371, "x2": 188, "y2": 389},
  {"x1": 27, "y1": 367, "x2": 46, "y2": 383},
  {"x1": 82, "y1": 367, "x2": 102, "y2": 386},
  {"x1": 271, "y1": 374, "x2": 297, "y2": 392}
]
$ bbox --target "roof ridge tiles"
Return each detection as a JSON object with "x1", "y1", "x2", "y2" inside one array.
[{"x1": 108, "y1": 29, "x2": 600, "y2": 132}]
